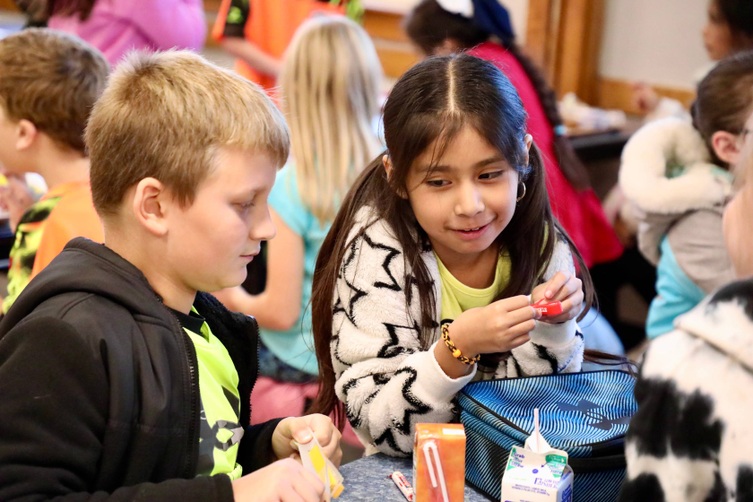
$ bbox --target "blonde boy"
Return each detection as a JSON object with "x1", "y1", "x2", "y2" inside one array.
[
  {"x1": 0, "y1": 50, "x2": 340, "y2": 501},
  {"x1": 0, "y1": 28, "x2": 108, "y2": 313}
]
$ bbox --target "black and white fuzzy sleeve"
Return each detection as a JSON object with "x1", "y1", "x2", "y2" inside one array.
[{"x1": 330, "y1": 216, "x2": 475, "y2": 457}]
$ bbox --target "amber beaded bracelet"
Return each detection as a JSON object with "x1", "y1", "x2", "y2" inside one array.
[{"x1": 441, "y1": 323, "x2": 480, "y2": 365}]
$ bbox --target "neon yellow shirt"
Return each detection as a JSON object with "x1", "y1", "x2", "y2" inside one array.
[
  {"x1": 182, "y1": 309, "x2": 244, "y2": 479},
  {"x1": 436, "y1": 252, "x2": 511, "y2": 323}
]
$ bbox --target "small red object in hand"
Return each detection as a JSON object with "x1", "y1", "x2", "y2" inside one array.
[{"x1": 532, "y1": 298, "x2": 563, "y2": 317}]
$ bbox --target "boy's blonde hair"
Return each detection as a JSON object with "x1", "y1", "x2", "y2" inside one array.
[
  {"x1": 0, "y1": 28, "x2": 108, "y2": 153},
  {"x1": 87, "y1": 50, "x2": 290, "y2": 216},
  {"x1": 280, "y1": 15, "x2": 382, "y2": 223}
]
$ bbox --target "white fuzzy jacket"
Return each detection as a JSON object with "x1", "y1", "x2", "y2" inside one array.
[
  {"x1": 620, "y1": 279, "x2": 753, "y2": 501},
  {"x1": 331, "y1": 208, "x2": 584, "y2": 456},
  {"x1": 619, "y1": 117, "x2": 734, "y2": 293}
]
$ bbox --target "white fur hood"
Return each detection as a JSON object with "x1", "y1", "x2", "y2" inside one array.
[{"x1": 676, "y1": 279, "x2": 753, "y2": 372}]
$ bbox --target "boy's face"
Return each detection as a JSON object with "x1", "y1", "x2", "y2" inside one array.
[
  {"x1": 723, "y1": 180, "x2": 753, "y2": 278},
  {"x1": 163, "y1": 147, "x2": 277, "y2": 295},
  {"x1": 723, "y1": 112, "x2": 753, "y2": 278}
]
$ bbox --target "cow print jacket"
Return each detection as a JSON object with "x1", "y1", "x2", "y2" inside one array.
[{"x1": 620, "y1": 279, "x2": 753, "y2": 501}]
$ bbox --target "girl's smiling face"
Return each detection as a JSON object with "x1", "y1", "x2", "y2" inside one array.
[{"x1": 403, "y1": 125, "x2": 529, "y2": 273}]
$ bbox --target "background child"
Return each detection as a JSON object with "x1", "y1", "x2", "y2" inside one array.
[
  {"x1": 619, "y1": 51, "x2": 753, "y2": 340},
  {"x1": 633, "y1": 0, "x2": 753, "y2": 120},
  {"x1": 604, "y1": 0, "x2": 753, "y2": 350},
  {"x1": 619, "y1": 108, "x2": 753, "y2": 502},
  {"x1": 214, "y1": 15, "x2": 382, "y2": 433},
  {"x1": 211, "y1": 0, "x2": 360, "y2": 92},
  {"x1": 0, "y1": 49, "x2": 340, "y2": 500},
  {"x1": 309, "y1": 54, "x2": 588, "y2": 457},
  {"x1": 404, "y1": 0, "x2": 622, "y2": 270},
  {"x1": 0, "y1": 28, "x2": 107, "y2": 313},
  {"x1": 16, "y1": 0, "x2": 208, "y2": 67}
]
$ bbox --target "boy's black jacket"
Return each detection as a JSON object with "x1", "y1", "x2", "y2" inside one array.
[{"x1": 0, "y1": 237, "x2": 279, "y2": 501}]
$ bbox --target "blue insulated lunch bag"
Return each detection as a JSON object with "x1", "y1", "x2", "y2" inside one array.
[{"x1": 458, "y1": 370, "x2": 637, "y2": 501}]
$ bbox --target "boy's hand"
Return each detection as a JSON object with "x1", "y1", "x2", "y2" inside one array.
[
  {"x1": 272, "y1": 415, "x2": 343, "y2": 467},
  {"x1": 531, "y1": 271, "x2": 583, "y2": 324},
  {"x1": 231, "y1": 457, "x2": 325, "y2": 501}
]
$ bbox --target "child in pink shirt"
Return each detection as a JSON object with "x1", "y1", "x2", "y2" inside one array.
[{"x1": 46, "y1": 0, "x2": 206, "y2": 66}]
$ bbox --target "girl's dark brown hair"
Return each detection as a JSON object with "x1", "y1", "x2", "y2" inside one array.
[
  {"x1": 692, "y1": 50, "x2": 753, "y2": 166},
  {"x1": 308, "y1": 54, "x2": 594, "y2": 426},
  {"x1": 404, "y1": 0, "x2": 591, "y2": 191}
]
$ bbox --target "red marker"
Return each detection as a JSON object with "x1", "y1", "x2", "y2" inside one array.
[
  {"x1": 533, "y1": 298, "x2": 563, "y2": 317},
  {"x1": 390, "y1": 471, "x2": 414, "y2": 501}
]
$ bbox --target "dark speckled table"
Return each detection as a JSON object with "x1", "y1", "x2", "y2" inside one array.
[{"x1": 338, "y1": 453, "x2": 491, "y2": 501}]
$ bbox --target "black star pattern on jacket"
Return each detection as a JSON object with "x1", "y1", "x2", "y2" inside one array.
[
  {"x1": 372, "y1": 367, "x2": 433, "y2": 455},
  {"x1": 360, "y1": 233, "x2": 402, "y2": 292},
  {"x1": 329, "y1": 207, "x2": 583, "y2": 457},
  {"x1": 379, "y1": 322, "x2": 421, "y2": 358}
]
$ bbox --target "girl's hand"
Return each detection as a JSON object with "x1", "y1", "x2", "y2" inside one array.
[
  {"x1": 531, "y1": 271, "x2": 583, "y2": 323},
  {"x1": 448, "y1": 295, "x2": 539, "y2": 357},
  {"x1": 272, "y1": 415, "x2": 343, "y2": 467}
]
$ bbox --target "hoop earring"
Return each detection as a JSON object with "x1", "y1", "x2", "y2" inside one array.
[{"x1": 516, "y1": 182, "x2": 527, "y2": 203}]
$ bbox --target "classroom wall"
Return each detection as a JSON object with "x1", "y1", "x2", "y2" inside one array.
[
  {"x1": 365, "y1": 0, "x2": 706, "y2": 95},
  {"x1": 505, "y1": 0, "x2": 529, "y2": 42},
  {"x1": 599, "y1": 0, "x2": 710, "y2": 90}
]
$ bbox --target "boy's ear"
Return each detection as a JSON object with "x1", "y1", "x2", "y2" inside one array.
[
  {"x1": 15, "y1": 119, "x2": 38, "y2": 151},
  {"x1": 711, "y1": 130, "x2": 743, "y2": 165},
  {"x1": 132, "y1": 177, "x2": 169, "y2": 236}
]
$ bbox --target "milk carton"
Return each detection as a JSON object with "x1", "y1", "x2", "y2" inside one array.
[{"x1": 500, "y1": 409, "x2": 573, "y2": 502}]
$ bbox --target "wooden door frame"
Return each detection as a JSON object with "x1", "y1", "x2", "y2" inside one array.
[{"x1": 525, "y1": 0, "x2": 604, "y2": 104}]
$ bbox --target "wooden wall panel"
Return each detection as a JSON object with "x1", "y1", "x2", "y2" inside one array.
[
  {"x1": 525, "y1": 0, "x2": 555, "y2": 74},
  {"x1": 363, "y1": 8, "x2": 418, "y2": 79},
  {"x1": 526, "y1": 0, "x2": 605, "y2": 104},
  {"x1": 596, "y1": 77, "x2": 695, "y2": 115},
  {"x1": 363, "y1": 8, "x2": 409, "y2": 42}
]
